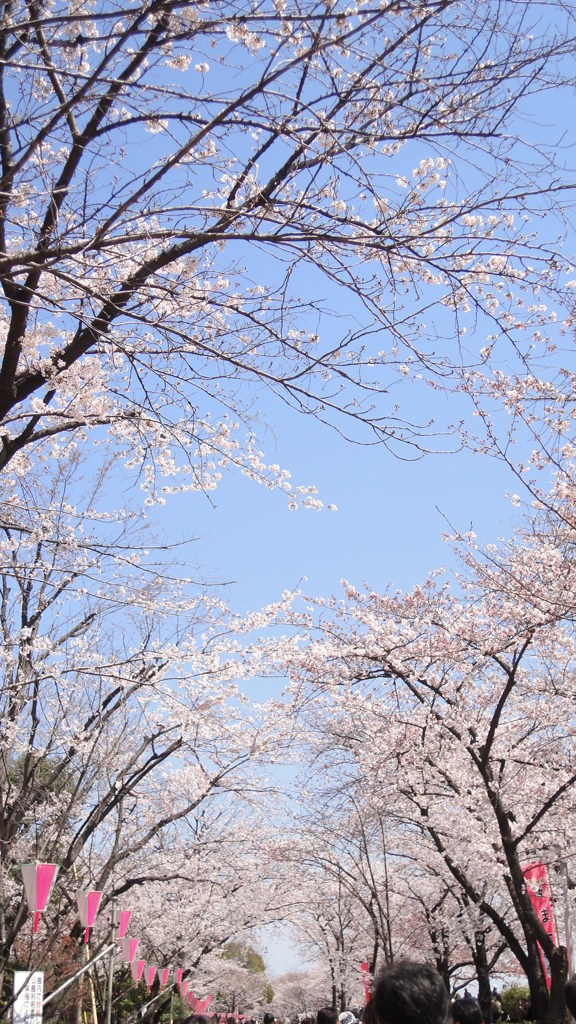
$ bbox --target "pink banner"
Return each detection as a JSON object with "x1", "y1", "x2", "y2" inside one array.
[
  {"x1": 21, "y1": 863, "x2": 59, "y2": 933},
  {"x1": 121, "y1": 936, "x2": 139, "y2": 963},
  {"x1": 76, "y1": 890, "x2": 102, "y2": 943},
  {"x1": 524, "y1": 862, "x2": 557, "y2": 989},
  {"x1": 118, "y1": 910, "x2": 131, "y2": 939},
  {"x1": 131, "y1": 959, "x2": 145, "y2": 983},
  {"x1": 160, "y1": 968, "x2": 170, "y2": 989}
]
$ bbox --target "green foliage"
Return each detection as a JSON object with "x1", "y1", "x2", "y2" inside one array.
[
  {"x1": 167, "y1": 993, "x2": 193, "y2": 1024},
  {"x1": 0, "y1": 960, "x2": 17, "y2": 1011},
  {"x1": 8, "y1": 753, "x2": 76, "y2": 798},
  {"x1": 110, "y1": 969, "x2": 188, "y2": 1024},
  {"x1": 5, "y1": 752, "x2": 78, "y2": 852},
  {"x1": 112, "y1": 968, "x2": 151, "y2": 1024},
  {"x1": 264, "y1": 983, "x2": 274, "y2": 1004},
  {"x1": 222, "y1": 942, "x2": 266, "y2": 975},
  {"x1": 500, "y1": 984, "x2": 531, "y2": 1022}
]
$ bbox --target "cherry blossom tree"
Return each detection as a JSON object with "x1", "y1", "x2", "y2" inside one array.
[
  {"x1": 113, "y1": 810, "x2": 285, "y2": 1023},
  {"x1": 266, "y1": 848, "x2": 370, "y2": 1011},
  {"x1": 286, "y1": 791, "x2": 398, "y2": 971},
  {"x1": 272, "y1": 772, "x2": 513, "y2": 1008},
  {"x1": 210, "y1": 941, "x2": 273, "y2": 1015},
  {"x1": 268, "y1": 967, "x2": 329, "y2": 1019},
  {"x1": 245, "y1": 470, "x2": 576, "y2": 1024},
  {"x1": 0, "y1": 448, "x2": 290, "y2": 1017},
  {"x1": 15, "y1": 803, "x2": 284, "y2": 1024},
  {"x1": 0, "y1": 0, "x2": 574, "y2": 503}
]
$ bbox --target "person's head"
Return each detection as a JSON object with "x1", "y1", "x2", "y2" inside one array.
[
  {"x1": 317, "y1": 1010, "x2": 339, "y2": 1024},
  {"x1": 315, "y1": 1007, "x2": 338, "y2": 1024},
  {"x1": 362, "y1": 1002, "x2": 376, "y2": 1024},
  {"x1": 370, "y1": 960, "x2": 450, "y2": 1024},
  {"x1": 565, "y1": 975, "x2": 576, "y2": 1018},
  {"x1": 264, "y1": 1014, "x2": 275, "y2": 1024},
  {"x1": 451, "y1": 999, "x2": 483, "y2": 1024},
  {"x1": 339, "y1": 1013, "x2": 357, "y2": 1024}
]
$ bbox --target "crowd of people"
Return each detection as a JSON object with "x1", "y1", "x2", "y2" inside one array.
[
  {"x1": 184, "y1": 961, "x2": 576, "y2": 1024},
  {"x1": 246, "y1": 960, "x2": 576, "y2": 1024}
]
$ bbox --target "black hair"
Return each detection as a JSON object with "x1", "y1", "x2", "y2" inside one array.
[
  {"x1": 371, "y1": 960, "x2": 450, "y2": 1024},
  {"x1": 451, "y1": 999, "x2": 483, "y2": 1024},
  {"x1": 317, "y1": 1010, "x2": 339, "y2": 1024}
]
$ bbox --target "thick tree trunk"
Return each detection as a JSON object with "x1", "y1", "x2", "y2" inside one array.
[
  {"x1": 522, "y1": 933, "x2": 552, "y2": 1024},
  {"x1": 340, "y1": 981, "x2": 347, "y2": 1012},
  {"x1": 545, "y1": 945, "x2": 569, "y2": 1024},
  {"x1": 474, "y1": 930, "x2": 493, "y2": 1024}
]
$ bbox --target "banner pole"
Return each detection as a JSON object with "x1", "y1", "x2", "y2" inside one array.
[{"x1": 105, "y1": 908, "x2": 117, "y2": 1024}]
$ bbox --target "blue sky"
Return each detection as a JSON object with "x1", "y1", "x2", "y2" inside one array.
[
  {"x1": 157, "y1": 405, "x2": 518, "y2": 615},
  {"x1": 147, "y1": 69, "x2": 576, "y2": 622}
]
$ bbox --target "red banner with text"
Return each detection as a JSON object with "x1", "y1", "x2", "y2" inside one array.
[{"x1": 523, "y1": 862, "x2": 557, "y2": 990}]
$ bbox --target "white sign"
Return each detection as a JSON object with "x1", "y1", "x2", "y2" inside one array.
[{"x1": 13, "y1": 971, "x2": 43, "y2": 1024}]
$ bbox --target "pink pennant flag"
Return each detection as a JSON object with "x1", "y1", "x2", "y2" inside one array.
[
  {"x1": 204, "y1": 996, "x2": 213, "y2": 1012},
  {"x1": 121, "y1": 937, "x2": 139, "y2": 963},
  {"x1": 76, "y1": 890, "x2": 102, "y2": 943},
  {"x1": 118, "y1": 910, "x2": 131, "y2": 939},
  {"x1": 175, "y1": 968, "x2": 183, "y2": 986},
  {"x1": 187, "y1": 992, "x2": 194, "y2": 1006},
  {"x1": 21, "y1": 863, "x2": 59, "y2": 933},
  {"x1": 146, "y1": 965, "x2": 156, "y2": 992},
  {"x1": 180, "y1": 980, "x2": 189, "y2": 999},
  {"x1": 131, "y1": 959, "x2": 146, "y2": 983},
  {"x1": 160, "y1": 968, "x2": 170, "y2": 990}
]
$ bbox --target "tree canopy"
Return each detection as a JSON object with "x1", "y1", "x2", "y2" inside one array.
[
  {"x1": 1, "y1": 2, "x2": 576, "y2": 1022},
  {"x1": 0, "y1": 0, "x2": 574, "y2": 498}
]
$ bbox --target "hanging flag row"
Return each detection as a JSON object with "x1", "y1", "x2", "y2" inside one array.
[{"x1": 19, "y1": 863, "x2": 213, "y2": 1008}]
